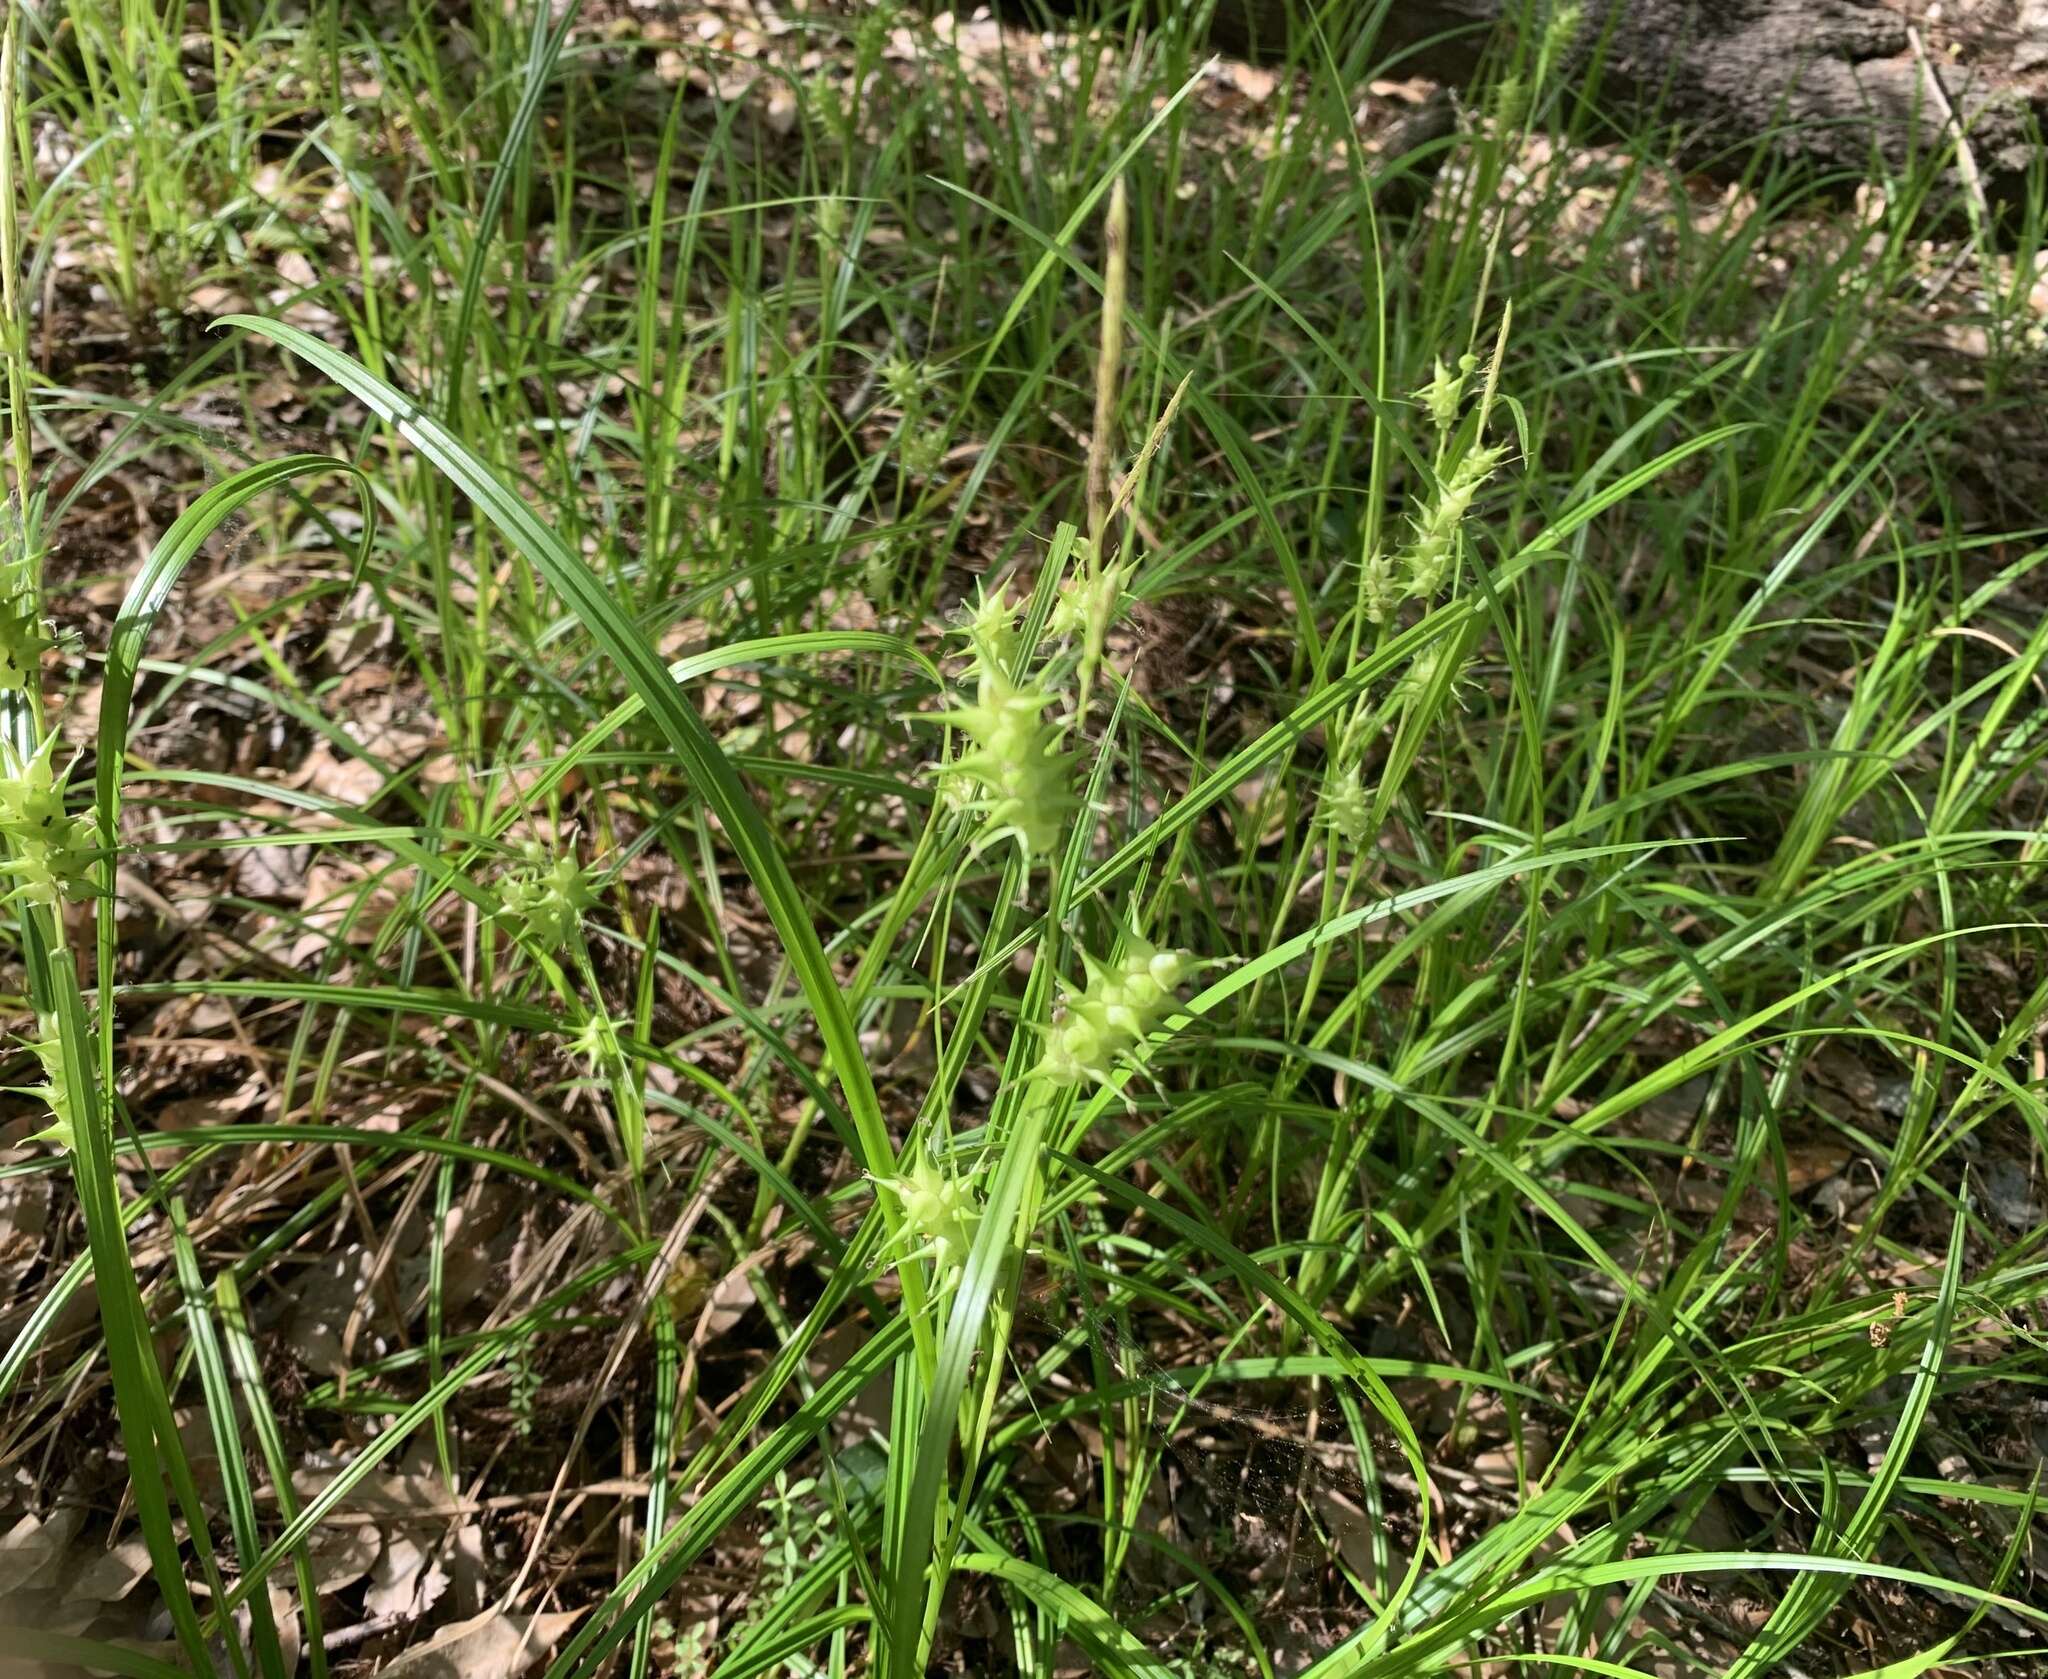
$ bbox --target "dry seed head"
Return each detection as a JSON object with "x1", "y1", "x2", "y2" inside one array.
[{"x1": 1087, "y1": 176, "x2": 1130, "y2": 560}]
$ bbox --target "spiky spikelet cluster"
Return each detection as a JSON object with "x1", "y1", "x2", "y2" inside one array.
[
  {"x1": 0, "y1": 506, "x2": 50, "y2": 694},
  {"x1": 939, "y1": 673, "x2": 1070, "y2": 857},
  {"x1": 1415, "y1": 354, "x2": 1477, "y2": 436},
  {"x1": 874, "y1": 1149, "x2": 980, "y2": 1277},
  {"x1": 1322, "y1": 763, "x2": 1371, "y2": 845},
  {"x1": 498, "y1": 842, "x2": 598, "y2": 952},
  {"x1": 929, "y1": 591, "x2": 1072, "y2": 860},
  {"x1": 861, "y1": 533, "x2": 906, "y2": 607},
  {"x1": 0, "y1": 591, "x2": 49, "y2": 692},
  {"x1": 1391, "y1": 639, "x2": 1469, "y2": 710},
  {"x1": 7, "y1": 1021, "x2": 76, "y2": 1152},
  {"x1": 1404, "y1": 442, "x2": 1510, "y2": 602},
  {"x1": 566, "y1": 1010, "x2": 632, "y2": 1073},
  {"x1": 964, "y1": 587, "x2": 1023, "y2": 673},
  {"x1": 0, "y1": 736, "x2": 96, "y2": 907},
  {"x1": 1040, "y1": 937, "x2": 1198, "y2": 1088},
  {"x1": 1542, "y1": 0, "x2": 1584, "y2": 65},
  {"x1": 1047, "y1": 544, "x2": 1127, "y2": 648},
  {"x1": 1360, "y1": 545, "x2": 1398, "y2": 626}
]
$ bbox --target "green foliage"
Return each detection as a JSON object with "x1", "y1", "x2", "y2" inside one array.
[{"x1": 3, "y1": 4, "x2": 2045, "y2": 1679}]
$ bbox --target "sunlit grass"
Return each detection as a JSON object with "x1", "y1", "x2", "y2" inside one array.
[{"x1": 2, "y1": 3, "x2": 2045, "y2": 1677}]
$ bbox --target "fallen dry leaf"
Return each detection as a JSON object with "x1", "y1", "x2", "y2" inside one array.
[
  {"x1": 1785, "y1": 1141, "x2": 1853, "y2": 1192},
  {"x1": 1227, "y1": 61, "x2": 1279, "y2": 103},
  {"x1": 379, "y1": 1608, "x2": 584, "y2": 1678},
  {"x1": 63, "y1": 1536, "x2": 153, "y2": 1604},
  {"x1": 0, "y1": 1507, "x2": 86, "y2": 1601},
  {"x1": 365, "y1": 1530, "x2": 449, "y2": 1620}
]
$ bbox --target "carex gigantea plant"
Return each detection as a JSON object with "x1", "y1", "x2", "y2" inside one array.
[{"x1": 0, "y1": 14, "x2": 277, "y2": 1668}]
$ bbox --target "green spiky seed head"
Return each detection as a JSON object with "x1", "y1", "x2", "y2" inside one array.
[
  {"x1": 1542, "y1": 1, "x2": 1584, "y2": 62},
  {"x1": 1039, "y1": 936, "x2": 1197, "y2": 1087},
  {"x1": 1416, "y1": 357, "x2": 1465, "y2": 434},
  {"x1": 1324, "y1": 767, "x2": 1371, "y2": 845},
  {"x1": 0, "y1": 736, "x2": 96, "y2": 905},
  {"x1": 900, "y1": 424, "x2": 948, "y2": 477},
  {"x1": 9, "y1": 1023, "x2": 76, "y2": 1152},
  {"x1": 1360, "y1": 546, "x2": 1398, "y2": 626},
  {"x1": 566, "y1": 1010, "x2": 631, "y2": 1074},
  {"x1": 878, "y1": 1151, "x2": 979, "y2": 1274},
  {"x1": 1392, "y1": 641, "x2": 1468, "y2": 709},
  {"x1": 935, "y1": 672, "x2": 1072, "y2": 859},
  {"x1": 0, "y1": 593, "x2": 49, "y2": 691},
  {"x1": 881, "y1": 354, "x2": 930, "y2": 412},
  {"x1": 499, "y1": 843, "x2": 598, "y2": 951},
  {"x1": 1403, "y1": 443, "x2": 1510, "y2": 601},
  {"x1": 963, "y1": 586, "x2": 1023, "y2": 676}
]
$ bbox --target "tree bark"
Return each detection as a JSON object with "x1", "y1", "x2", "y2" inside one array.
[{"x1": 1113, "y1": 0, "x2": 2047, "y2": 196}]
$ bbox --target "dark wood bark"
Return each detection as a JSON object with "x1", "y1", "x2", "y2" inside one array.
[{"x1": 1061, "y1": 1, "x2": 2048, "y2": 195}]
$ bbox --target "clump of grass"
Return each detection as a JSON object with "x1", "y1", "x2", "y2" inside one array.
[{"x1": 2, "y1": 4, "x2": 2046, "y2": 1679}]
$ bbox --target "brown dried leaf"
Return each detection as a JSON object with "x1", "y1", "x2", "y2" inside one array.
[{"x1": 379, "y1": 1608, "x2": 584, "y2": 1678}]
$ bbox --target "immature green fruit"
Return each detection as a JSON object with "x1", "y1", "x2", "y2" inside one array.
[
  {"x1": 8, "y1": 1024, "x2": 75, "y2": 1151},
  {"x1": 498, "y1": 843, "x2": 598, "y2": 951},
  {"x1": 0, "y1": 592, "x2": 48, "y2": 691},
  {"x1": 1404, "y1": 443, "x2": 1509, "y2": 601},
  {"x1": 876, "y1": 1150, "x2": 979, "y2": 1275},
  {"x1": 900, "y1": 423, "x2": 948, "y2": 477},
  {"x1": 0, "y1": 736, "x2": 95, "y2": 906},
  {"x1": 881, "y1": 354, "x2": 931, "y2": 413},
  {"x1": 1359, "y1": 546, "x2": 1397, "y2": 626},
  {"x1": 963, "y1": 586, "x2": 1023, "y2": 676},
  {"x1": 1415, "y1": 356, "x2": 1465, "y2": 435},
  {"x1": 1323, "y1": 766, "x2": 1371, "y2": 845},
  {"x1": 566, "y1": 1010, "x2": 632, "y2": 1073},
  {"x1": 1392, "y1": 640, "x2": 1468, "y2": 709},
  {"x1": 1541, "y1": 0, "x2": 1584, "y2": 65},
  {"x1": 1047, "y1": 561, "x2": 1123, "y2": 648},
  {"x1": 935, "y1": 671, "x2": 1072, "y2": 859},
  {"x1": 1039, "y1": 937, "x2": 1197, "y2": 1087}
]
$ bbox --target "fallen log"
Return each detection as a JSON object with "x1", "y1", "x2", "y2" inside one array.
[{"x1": 1037, "y1": 0, "x2": 2048, "y2": 200}]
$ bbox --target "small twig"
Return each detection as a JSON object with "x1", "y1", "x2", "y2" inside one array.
[{"x1": 323, "y1": 1612, "x2": 408, "y2": 1654}]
